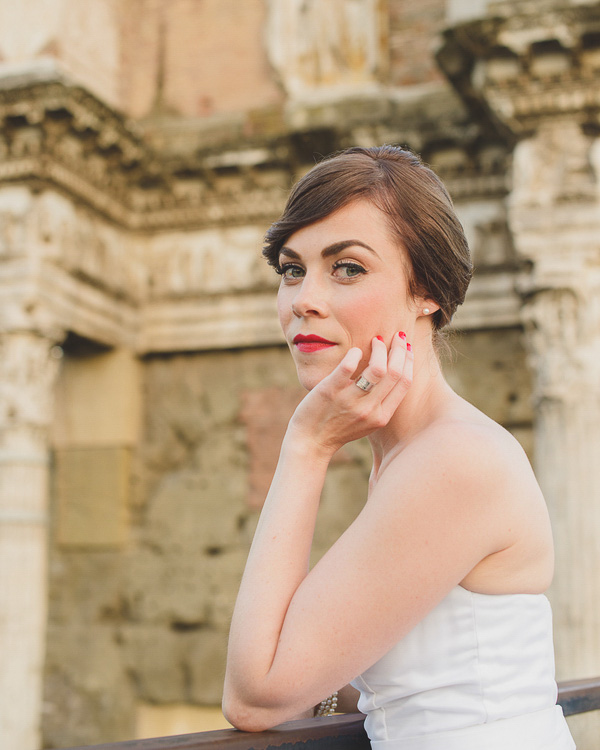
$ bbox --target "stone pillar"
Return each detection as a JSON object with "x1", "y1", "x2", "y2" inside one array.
[
  {"x1": 509, "y1": 121, "x2": 600, "y2": 747},
  {"x1": 0, "y1": 332, "x2": 61, "y2": 750}
]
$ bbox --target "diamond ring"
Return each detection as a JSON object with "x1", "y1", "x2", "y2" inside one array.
[{"x1": 355, "y1": 375, "x2": 374, "y2": 392}]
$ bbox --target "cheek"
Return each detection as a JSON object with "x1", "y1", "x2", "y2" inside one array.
[
  {"x1": 277, "y1": 288, "x2": 290, "y2": 327},
  {"x1": 341, "y1": 288, "x2": 393, "y2": 334},
  {"x1": 344, "y1": 284, "x2": 411, "y2": 344}
]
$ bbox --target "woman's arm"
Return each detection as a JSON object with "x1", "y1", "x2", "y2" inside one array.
[{"x1": 223, "y1": 338, "x2": 515, "y2": 731}]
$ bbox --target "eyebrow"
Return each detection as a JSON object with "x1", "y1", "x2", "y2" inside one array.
[{"x1": 279, "y1": 239, "x2": 380, "y2": 260}]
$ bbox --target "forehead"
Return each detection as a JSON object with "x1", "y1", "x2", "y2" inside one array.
[{"x1": 284, "y1": 199, "x2": 399, "y2": 254}]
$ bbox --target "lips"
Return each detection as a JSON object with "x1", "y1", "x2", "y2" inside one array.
[{"x1": 293, "y1": 334, "x2": 337, "y2": 353}]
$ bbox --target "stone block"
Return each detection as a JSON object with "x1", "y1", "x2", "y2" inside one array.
[
  {"x1": 124, "y1": 547, "x2": 210, "y2": 626},
  {"x1": 204, "y1": 550, "x2": 248, "y2": 630},
  {"x1": 443, "y1": 328, "x2": 533, "y2": 428},
  {"x1": 240, "y1": 385, "x2": 305, "y2": 509},
  {"x1": 121, "y1": 625, "x2": 188, "y2": 704},
  {"x1": 52, "y1": 348, "x2": 142, "y2": 448},
  {"x1": 42, "y1": 624, "x2": 134, "y2": 747},
  {"x1": 46, "y1": 548, "x2": 126, "y2": 626},
  {"x1": 311, "y1": 462, "x2": 370, "y2": 564},
  {"x1": 186, "y1": 628, "x2": 229, "y2": 704},
  {"x1": 121, "y1": 0, "x2": 280, "y2": 119},
  {"x1": 54, "y1": 446, "x2": 130, "y2": 547},
  {"x1": 144, "y1": 468, "x2": 247, "y2": 553},
  {"x1": 388, "y1": 0, "x2": 446, "y2": 87}
]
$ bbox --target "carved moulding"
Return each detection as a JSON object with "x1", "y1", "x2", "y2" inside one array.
[
  {"x1": 0, "y1": 77, "x2": 289, "y2": 232},
  {"x1": 436, "y1": 3, "x2": 600, "y2": 137},
  {"x1": 0, "y1": 72, "x2": 514, "y2": 231}
]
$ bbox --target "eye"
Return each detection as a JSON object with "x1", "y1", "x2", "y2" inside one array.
[
  {"x1": 332, "y1": 261, "x2": 367, "y2": 280},
  {"x1": 277, "y1": 263, "x2": 305, "y2": 281}
]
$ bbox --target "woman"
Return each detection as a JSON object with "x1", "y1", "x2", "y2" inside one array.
[{"x1": 222, "y1": 146, "x2": 575, "y2": 748}]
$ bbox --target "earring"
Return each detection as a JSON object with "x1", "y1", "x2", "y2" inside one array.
[{"x1": 423, "y1": 308, "x2": 431, "y2": 315}]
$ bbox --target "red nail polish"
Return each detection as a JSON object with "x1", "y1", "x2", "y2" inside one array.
[
  {"x1": 398, "y1": 331, "x2": 406, "y2": 339},
  {"x1": 376, "y1": 335, "x2": 384, "y2": 342},
  {"x1": 407, "y1": 343, "x2": 412, "y2": 351}
]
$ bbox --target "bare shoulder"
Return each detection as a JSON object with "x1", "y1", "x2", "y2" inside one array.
[
  {"x1": 374, "y1": 398, "x2": 547, "y2": 549},
  {"x1": 386, "y1": 400, "x2": 553, "y2": 593},
  {"x1": 400, "y1": 402, "x2": 534, "y2": 492}
]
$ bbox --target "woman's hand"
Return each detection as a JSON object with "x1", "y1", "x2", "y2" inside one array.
[{"x1": 287, "y1": 332, "x2": 413, "y2": 456}]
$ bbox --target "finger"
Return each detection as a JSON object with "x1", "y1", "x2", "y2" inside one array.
[
  {"x1": 381, "y1": 334, "x2": 413, "y2": 411},
  {"x1": 325, "y1": 346, "x2": 363, "y2": 388},
  {"x1": 354, "y1": 337, "x2": 388, "y2": 392}
]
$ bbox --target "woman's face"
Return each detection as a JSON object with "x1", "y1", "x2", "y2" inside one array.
[{"x1": 277, "y1": 200, "x2": 418, "y2": 390}]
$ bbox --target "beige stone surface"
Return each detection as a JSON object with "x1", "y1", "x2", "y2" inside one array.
[
  {"x1": 443, "y1": 328, "x2": 534, "y2": 438},
  {"x1": 187, "y1": 628, "x2": 231, "y2": 704},
  {"x1": 240, "y1": 385, "x2": 305, "y2": 509},
  {"x1": 54, "y1": 446, "x2": 130, "y2": 547},
  {"x1": 0, "y1": 0, "x2": 121, "y2": 108},
  {"x1": 0, "y1": 333, "x2": 60, "y2": 750},
  {"x1": 52, "y1": 348, "x2": 142, "y2": 448},
  {"x1": 267, "y1": 0, "x2": 387, "y2": 101},
  {"x1": 135, "y1": 703, "x2": 230, "y2": 739},
  {"x1": 43, "y1": 621, "x2": 136, "y2": 747},
  {"x1": 121, "y1": 0, "x2": 281, "y2": 119}
]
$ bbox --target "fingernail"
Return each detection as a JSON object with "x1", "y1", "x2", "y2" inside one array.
[
  {"x1": 407, "y1": 343, "x2": 412, "y2": 351},
  {"x1": 398, "y1": 331, "x2": 406, "y2": 339},
  {"x1": 376, "y1": 335, "x2": 384, "y2": 342}
]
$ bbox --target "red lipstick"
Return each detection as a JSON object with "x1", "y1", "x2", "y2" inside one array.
[{"x1": 293, "y1": 334, "x2": 337, "y2": 353}]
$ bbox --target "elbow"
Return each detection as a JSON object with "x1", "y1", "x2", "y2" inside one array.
[{"x1": 222, "y1": 693, "x2": 278, "y2": 733}]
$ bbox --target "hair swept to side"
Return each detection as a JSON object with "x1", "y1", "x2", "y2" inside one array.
[{"x1": 263, "y1": 145, "x2": 473, "y2": 331}]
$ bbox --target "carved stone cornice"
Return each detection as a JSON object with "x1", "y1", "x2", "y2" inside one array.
[
  {"x1": 0, "y1": 71, "x2": 512, "y2": 234},
  {"x1": 0, "y1": 75, "x2": 289, "y2": 231},
  {"x1": 437, "y1": 2, "x2": 600, "y2": 137}
]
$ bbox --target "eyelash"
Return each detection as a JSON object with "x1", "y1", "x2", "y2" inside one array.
[{"x1": 276, "y1": 261, "x2": 367, "y2": 280}]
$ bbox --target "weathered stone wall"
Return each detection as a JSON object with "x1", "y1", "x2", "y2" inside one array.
[
  {"x1": 388, "y1": 0, "x2": 447, "y2": 86},
  {"x1": 121, "y1": 0, "x2": 282, "y2": 120}
]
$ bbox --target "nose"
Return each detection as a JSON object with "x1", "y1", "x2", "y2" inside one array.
[{"x1": 291, "y1": 273, "x2": 328, "y2": 319}]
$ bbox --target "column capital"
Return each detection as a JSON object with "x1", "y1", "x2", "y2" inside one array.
[
  {"x1": 0, "y1": 333, "x2": 62, "y2": 445},
  {"x1": 437, "y1": 2, "x2": 600, "y2": 139}
]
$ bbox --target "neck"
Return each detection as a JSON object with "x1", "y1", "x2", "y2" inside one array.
[{"x1": 367, "y1": 329, "x2": 455, "y2": 479}]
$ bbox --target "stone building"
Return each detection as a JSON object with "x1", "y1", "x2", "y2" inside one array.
[{"x1": 0, "y1": 1, "x2": 599, "y2": 748}]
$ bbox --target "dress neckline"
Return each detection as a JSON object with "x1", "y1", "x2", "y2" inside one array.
[{"x1": 456, "y1": 584, "x2": 548, "y2": 599}]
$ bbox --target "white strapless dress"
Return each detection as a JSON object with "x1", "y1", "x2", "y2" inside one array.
[{"x1": 351, "y1": 585, "x2": 575, "y2": 749}]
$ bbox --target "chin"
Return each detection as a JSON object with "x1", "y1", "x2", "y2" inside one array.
[
  {"x1": 294, "y1": 362, "x2": 331, "y2": 391},
  {"x1": 296, "y1": 370, "x2": 322, "y2": 391}
]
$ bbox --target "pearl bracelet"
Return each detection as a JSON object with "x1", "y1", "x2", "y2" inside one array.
[{"x1": 316, "y1": 691, "x2": 338, "y2": 717}]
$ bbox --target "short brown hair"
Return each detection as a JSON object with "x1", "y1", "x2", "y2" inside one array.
[{"x1": 264, "y1": 145, "x2": 472, "y2": 331}]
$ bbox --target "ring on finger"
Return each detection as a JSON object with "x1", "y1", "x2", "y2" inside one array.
[{"x1": 355, "y1": 375, "x2": 374, "y2": 392}]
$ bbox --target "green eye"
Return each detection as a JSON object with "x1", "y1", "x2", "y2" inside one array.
[
  {"x1": 279, "y1": 264, "x2": 304, "y2": 279},
  {"x1": 333, "y1": 262, "x2": 366, "y2": 279}
]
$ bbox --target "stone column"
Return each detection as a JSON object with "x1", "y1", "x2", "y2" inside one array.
[
  {"x1": 509, "y1": 121, "x2": 600, "y2": 746},
  {"x1": 0, "y1": 332, "x2": 61, "y2": 750}
]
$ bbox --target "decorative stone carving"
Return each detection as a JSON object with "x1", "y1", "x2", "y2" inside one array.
[
  {"x1": 266, "y1": 0, "x2": 386, "y2": 100},
  {"x1": 437, "y1": 2, "x2": 600, "y2": 136}
]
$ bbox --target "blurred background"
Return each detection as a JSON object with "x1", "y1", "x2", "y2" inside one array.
[{"x1": 0, "y1": 1, "x2": 599, "y2": 748}]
